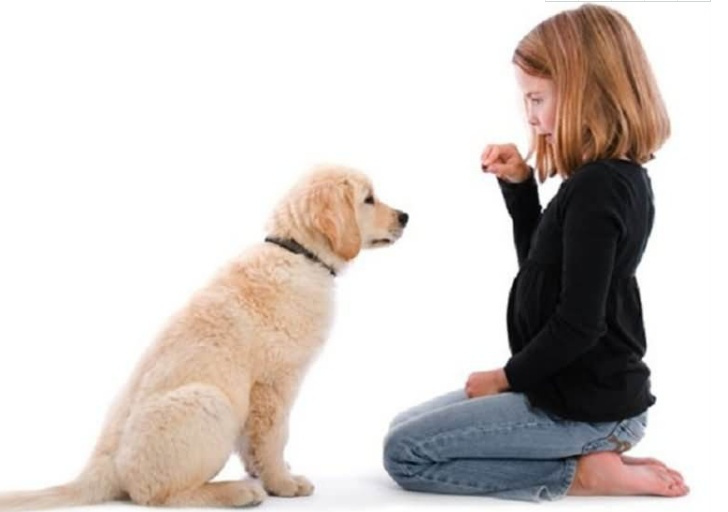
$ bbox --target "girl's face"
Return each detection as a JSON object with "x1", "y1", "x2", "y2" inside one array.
[{"x1": 514, "y1": 65, "x2": 557, "y2": 143}]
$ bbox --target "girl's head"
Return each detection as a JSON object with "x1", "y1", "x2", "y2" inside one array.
[{"x1": 513, "y1": 3, "x2": 670, "y2": 181}]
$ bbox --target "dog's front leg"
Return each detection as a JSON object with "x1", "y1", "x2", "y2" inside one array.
[
  {"x1": 241, "y1": 379, "x2": 313, "y2": 497},
  {"x1": 236, "y1": 435, "x2": 260, "y2": 478}
]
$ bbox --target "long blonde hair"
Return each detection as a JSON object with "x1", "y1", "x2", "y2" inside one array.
[{"x1": 514, "y1": 4, "x2": 670, "y2": 181}]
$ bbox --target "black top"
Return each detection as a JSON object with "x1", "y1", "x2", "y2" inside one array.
[{"x1": 499, "y1": 159, "x2": 656, "y2": 422}]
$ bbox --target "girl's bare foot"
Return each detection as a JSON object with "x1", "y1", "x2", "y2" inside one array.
[
  {"x1": 620, "y1": 455, "x2": 685, "y2": 484},
  {"x1": 620, "y1": 455, "x2": 665, "y2": 467},
  {"x1": 568, "y1": 452, "x2": 689, "y2": 497}
]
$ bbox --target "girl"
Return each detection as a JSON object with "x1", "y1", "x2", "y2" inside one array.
[{"x1": 383, "y1": 4, "x2": 688, "y2": 501}]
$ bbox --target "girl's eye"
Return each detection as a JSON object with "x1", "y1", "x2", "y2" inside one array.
[
  {"x1": 531, "y1": 98, "x2": 543, "y2": 105},
  {"x1": 364, "y1": 195, "x2": 375, "y2": 204}
]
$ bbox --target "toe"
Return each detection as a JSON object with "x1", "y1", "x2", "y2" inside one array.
[
  {"x1": 667, "y1": 481, "x2": 690, "y2": 497},
  {"x1": 666, "y1": 468, "x2": 685, "y2": 482},
  {"x1": 655, "y1": 467, "x2": 689, "y2": 497}
]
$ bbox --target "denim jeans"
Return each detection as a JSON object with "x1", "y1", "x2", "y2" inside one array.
[{"x1": 383, "y1": 390, "x2": 647, "y2": 502}]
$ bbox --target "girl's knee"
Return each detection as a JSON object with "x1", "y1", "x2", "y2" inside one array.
[{"x1": 383, "y1": 429, "x2": 429, "y2": 481}]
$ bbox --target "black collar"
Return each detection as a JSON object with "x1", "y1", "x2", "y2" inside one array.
[{"x1": 264, "y1": 236, "x2": 336, "y2": 277}]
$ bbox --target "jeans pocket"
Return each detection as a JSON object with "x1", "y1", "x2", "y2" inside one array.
[
  {"x1": 581, "y1": 412, "x2": 647, "y2": 455},
  {"x1": 616, "y1": 412, "x2": 647, "y2": 447}
]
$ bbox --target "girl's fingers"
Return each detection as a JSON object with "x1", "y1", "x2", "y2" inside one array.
[
  {"x1": 481, "y1": 145, "x2": 500, "y2": 168},
  {"x1": 487, "y1": 163, "x2": 505, "y2": 176}
]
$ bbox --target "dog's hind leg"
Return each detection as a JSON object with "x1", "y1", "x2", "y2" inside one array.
[
  {"x1": 116, "y1": 383, "x2": 264, "y2": 507},
  {"x1": 163, "y1": 480, "x2": 266, "y2": 507}
]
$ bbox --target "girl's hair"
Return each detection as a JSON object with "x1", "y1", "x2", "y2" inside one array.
[{"x1": 513, "y1": 3, "x2": 670, "y2": 181}]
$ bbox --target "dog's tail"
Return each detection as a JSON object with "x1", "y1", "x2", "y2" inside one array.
[{"x1": 0, "y1": 454, "x2": 122, "y2": 512}]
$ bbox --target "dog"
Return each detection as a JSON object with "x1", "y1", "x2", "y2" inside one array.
[{"x1": 0, "y1": 164, "x2": 408, "y2": 510}]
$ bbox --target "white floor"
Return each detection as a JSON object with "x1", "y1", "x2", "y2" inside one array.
[
  {"x1": 254, "y1": 472, "x2": 703, "y2": 512},
  {"x1": 42, "y1": 467, "x2": 708, "y2": 512}
]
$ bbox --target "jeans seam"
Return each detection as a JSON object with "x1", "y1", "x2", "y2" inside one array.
[
  {"x1": 557, "y1": 457, "x2": 578, "y2": 499},
  {"x1": 398, "y1": 458, "x2": 578, "y2": 498},
  {"x1": 402, "y1": 465, "x2": 504, "y2": 494},
  {"x1": 417, "y1": 420, "x2": 560, "y2": 452}
]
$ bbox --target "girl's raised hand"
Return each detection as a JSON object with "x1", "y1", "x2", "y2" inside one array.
[{"x1": 481, "y1": 143, "x2": 532, "y2": 184}]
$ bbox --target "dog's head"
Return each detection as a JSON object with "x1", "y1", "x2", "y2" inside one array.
[{"x1": 267, "y1": 165, "x2": 408, "y2": 263}]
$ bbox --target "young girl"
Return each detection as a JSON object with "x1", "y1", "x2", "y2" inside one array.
[{"x1": 383, "y1": 4, "x2": 688, "y2": 501}]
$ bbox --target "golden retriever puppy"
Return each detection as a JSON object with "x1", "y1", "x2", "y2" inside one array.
[{"x1": 0, "y1": 164, "x2": 408, "y2": 510}]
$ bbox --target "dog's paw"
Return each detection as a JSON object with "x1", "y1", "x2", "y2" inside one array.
[
  {"x1": 230, "y1": 480, "x2": 267, "y2": 507},
  {"x1": 263, "y1": 474, "x2": 314, "y2": 497}
]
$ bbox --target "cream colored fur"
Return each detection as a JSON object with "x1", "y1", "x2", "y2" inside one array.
[{"x1": 0, "y1": 165, "x2": 406, "y2": 510}]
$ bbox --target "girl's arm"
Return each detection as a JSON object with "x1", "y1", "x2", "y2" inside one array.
[
  {"x1": 481, "y1": 143, "x2": 541, "y2": 265},
  {"x1": 498, "y1": 172, "x2": 541, "y2": 266}
]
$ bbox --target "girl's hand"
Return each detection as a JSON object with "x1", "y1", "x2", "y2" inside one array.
[
  {"x1": 481, "y1": 143, "x2": 532, "y2": 184},
  {"x1": 465, "y1": 368, "x2": 510, "y2": 398}
]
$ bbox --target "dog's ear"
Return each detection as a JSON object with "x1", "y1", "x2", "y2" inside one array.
[{"x1": 310, "y1": 180, "x2": 361, "y2": 261}]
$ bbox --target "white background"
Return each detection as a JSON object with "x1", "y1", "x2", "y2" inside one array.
[{"x1": 0, "y1": 1, "x2": 720, "y2": 511}]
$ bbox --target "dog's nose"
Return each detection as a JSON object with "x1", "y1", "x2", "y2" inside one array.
[{"x1": 397, "y1": 211, "x2": 409, "y2": 227}]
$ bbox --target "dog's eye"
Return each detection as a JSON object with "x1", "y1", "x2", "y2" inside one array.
[{"x1": 364, "y1": 195, "x2": 375, "y2": 205}]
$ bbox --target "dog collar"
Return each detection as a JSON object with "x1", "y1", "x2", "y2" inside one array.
[{"x1": 264, "y1": 236, "x2": 337, "y2": 277}]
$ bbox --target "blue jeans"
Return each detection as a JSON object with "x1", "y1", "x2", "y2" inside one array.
[{"x1": 383, "y1": 390, "x2": 647, "y2": 502}]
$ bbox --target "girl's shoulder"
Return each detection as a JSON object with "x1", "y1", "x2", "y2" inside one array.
[
  {"x1": 557, "y1": 159, "x2": 649, "y2": 214},
  {"x1": 572, "y1": 158, "x2": 645, "y2": 183},
  {"x1": 564, "y1": 159, "x2": 646, "y2": 192}
]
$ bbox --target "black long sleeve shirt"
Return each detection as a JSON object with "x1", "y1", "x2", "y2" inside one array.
[{"x1": 500, "y1": 159, "x2": 656, "y2": 422}]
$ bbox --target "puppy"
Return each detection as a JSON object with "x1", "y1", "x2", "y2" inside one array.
[{"x1": 0, "y1": 165, "x2": 408, "y2": 510}]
